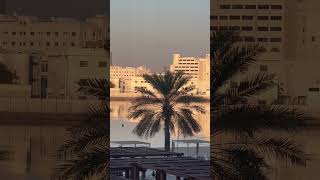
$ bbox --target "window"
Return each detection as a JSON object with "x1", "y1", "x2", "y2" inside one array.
[
  {"x1": 12, "y1": 32, "x2": 16, "y2": 35},
  {"x1": 242, "y1": 16, "x2": 254, "y2": 20},
  {"x1": 219, "y1": 16, "x2": 228, "y2": 20},
  {"x1": 257, "y1": 27, "x2": 269, "y2": 31},
  {"x1": 55, "y1": 32, "x2": 59, "y2": 36},
  {"x1": 270, "y1": 38, "x2": 282, "y2": 42},
  {"x1": 219, "y1": 26, "x2": 228, "y2": 30},
  {"x1": 98, "y1": 61, "x2": 108, "y2": 67},
  {"x1": 229, "y1": 26, "x2": 240, "y2": 31},
  {"x1": 210, "y1": 16, "x2": 218, "y2": 20},
  {"x1": 271, "y1": 16, "x2": 282, "y2": 20},
  {"x1": 242, "y1": 26, "x2": 253, "y2": 31},
  {"x1": 244, "y1": 36, "x2": 255, "y2": 42},
  {"x1": 220, "y1": 5, "x2": 231, "y2": 9},
  {"x1": 312, "y1": 36, "x2": 316, "y2": 42},
  {"x1": 210, "y1": 26, "x2": 218, "y2": 31},
  {"x1": 80, "y1": 61, "x2": 88, "y2": 67},
  {"x1": 41, "y1": 62, "x2": 48, "y2": 72},
  {"x1": 54, "y1": 42, "x2": 59, "y2": 46},
  {"x1": 257, "y1": 16, "x2": 269, "y2": 20},
  {"x1": 71, "y1": 42, "x2": 76, "y2": 47},
  {"x1": 271, "y1": 5, "x2": 282, "y2": 9},
  {"x1": 30, "y1": 42, "x2": 34, "y2": 46},
  {"x1": 232, "y1": 5, "x2": 243, "y2": 9},
  {"x1": 245, "y1": 5, "x2": 256, "y2": 9},
  {"x1": 309, "y1": 88, "x2": 320, "y2": 92},
  {"x1": 46, "y1": 42, "x2": 50, "y2": 46},
  {"x1": 72, "y1": 32, "x2": 77, "y2": 36},
  {"x1": 257, "y1": 38, "x2": 268, "y2": 42},
  {"x1": 47, "y1": 32, "x2": 51, "y2": 36},
  {"x1": 230, "y1": 16, "x2": 241, "y2": 20},
  {"x1": 270, "y1": 27, "x2": 282, "y2": 31},
  {"x1": 260, "y1": 65, "x2": 268, "y2": 71},
  {"x1": 30, "y1": 32, "x2": 35, "y2": 36},
  {"x1": 11, "y1": 41, "x2": 16, "y2": 46},
  {"x1": 258, "y1": 5, "x2": 269, "y2": 9}
]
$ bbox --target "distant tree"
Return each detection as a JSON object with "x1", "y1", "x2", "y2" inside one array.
[{"x1": 128, "y1": 71, "x2": 207, "y2": 151}]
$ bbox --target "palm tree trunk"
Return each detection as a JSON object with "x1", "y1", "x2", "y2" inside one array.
[{"x1": 164, "y1": 118, "x2": 170, "y2": 151}]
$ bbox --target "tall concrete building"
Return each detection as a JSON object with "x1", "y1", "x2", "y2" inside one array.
[
  {"x1": 211, "y1": 0, "x2": 320, "y2": 104},
  {"x1": 170, "y1": 53, "x2": 210, "y2": 96}
]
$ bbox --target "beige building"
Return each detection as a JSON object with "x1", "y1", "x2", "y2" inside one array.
[
  {"x1": 110, "y1": 65, "x2": 150, "y2": 93},
  {"x1": 0, "y1": 14, "x2": 107, "y2": 51},
  {"x1": 0, "y1": 14, "x2": 110, "y2": 99},
  {"x1": 211, "y1": 0, "x2": 286, "y2": 103},
  {"x1": 211, "y1": 0, "x2": 320, "y2": 104},
  {"x1": 170, "y1": 53, "x2": 210, "y2": 96}
]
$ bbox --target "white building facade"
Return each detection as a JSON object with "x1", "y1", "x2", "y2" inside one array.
[
  {"x1": 110, "y1": 65, "x2": 150, "y2": 93},
  {"x1": 170, "y1": 54, "x2": 210, "y2": 96}
]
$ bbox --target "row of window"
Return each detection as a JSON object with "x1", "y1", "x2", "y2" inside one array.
[
  {"x1": 177, "y1": 62, "x2": 198, "y2": 65},
  {"x1": 211, "y1": 26, "x2": 282, "y2": 32},
  {"x1": 4, "y1": 31, "x2": 79, "y2": 37},
  {"x1": 80, "y1": 61, "x2": 108, "y2": 68},
  {"x1": 175, "y1": 66, "x2": 199, "y2": 68},
  {"x1": 178, "y1": 63, "x2": 200, "y2": 65},
  {"x1": 178, "y1": 59, "x2": 197, "y2": 62},
  {"x1": 211, "y1": 33, "x2": 282, "y2": 43},
  {"x1": 219, "y1": 4, "x2": 282, "y2": 10},
  {"x1": 211, "y1": 15, "x2": 282, "y2": 21},
  {"x1": 2, "y1": 41, "x2": 77, "y2": 47},
  {"x1": 174, "y1": 66, "x2": 199, "y2": 71}
]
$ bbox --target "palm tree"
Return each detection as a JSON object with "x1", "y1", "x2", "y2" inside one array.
[
  {"x1": 210, "y1": 30, "x2": 317, "y2": 179},
  {"x1": 54, "y1": 79, "x2": 111, "y2": 180},
  {"x1": 128, "y1": 71, "x2": 207, "y2": 151}
]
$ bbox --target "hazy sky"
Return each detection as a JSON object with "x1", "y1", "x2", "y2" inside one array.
[{"x1": 111, "y1": 0, "x2": 209, "y2": 72}]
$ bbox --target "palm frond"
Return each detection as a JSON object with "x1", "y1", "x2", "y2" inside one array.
[
  {"x1": 211, "y1": 148, "x2": 269, "y2": 180},
  {"x1": 236, "y1": 136, "x2": 309, "y2": 166},
  {"x1": 217, "y1": 73, "x2": 276, "y2": 104},
  {"x1": 54, "y1": 143, "x2": 109, "y2": 180},
  {"x1": 77, "y1": 78, "x2": 109, "y2": 99},
  {"x1": 212, "y1": 104, "x2": 313, "y2": 135}
]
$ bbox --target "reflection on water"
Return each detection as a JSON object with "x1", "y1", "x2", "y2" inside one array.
[
  {"x1": 0, "y1": 126, "x2": 66, "y2": 179},
  {"x1": 0, "y1": 101, "x2": 320, "y2": 179},
  {"x1": 110, "y1": 101, "x2": 210, "y2": 148}
]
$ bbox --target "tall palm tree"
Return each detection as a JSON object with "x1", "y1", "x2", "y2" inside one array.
[
  {"x1": 210, "y1": 30, "x2": 317, "y2": 179},
  {"x1": 128, "y1": 71, "x2": 207, "y2": 151},
  {"x1": 54, "y1": 79, "x2": 111, "y2": 180}
]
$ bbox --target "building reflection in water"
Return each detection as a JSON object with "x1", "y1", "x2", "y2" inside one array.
[{"x1": 0, "y1": 126, "x2": 66, "y2": 179}]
